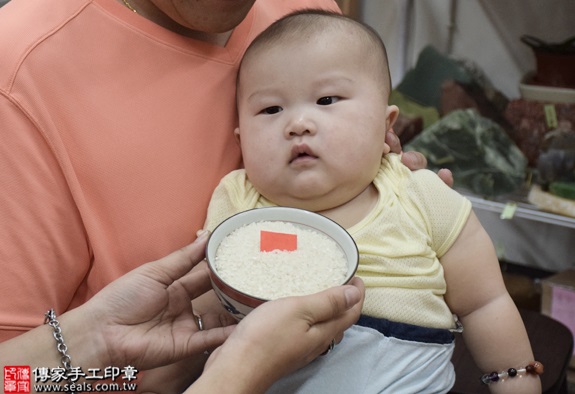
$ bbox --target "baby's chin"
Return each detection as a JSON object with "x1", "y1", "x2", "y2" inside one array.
[
  {"x1": 269, "y1": 194, "x2": 347, "y2": 215},
  {"x1": 257, "y1": 178, "x2": 353, "y2": 212}
]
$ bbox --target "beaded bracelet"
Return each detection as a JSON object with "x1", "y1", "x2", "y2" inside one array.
[{"x1": 480, "y1": 361, "x2": 544, "y2": 384}]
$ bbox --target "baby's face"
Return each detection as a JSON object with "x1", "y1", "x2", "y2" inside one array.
[{"x1": 236, "y1": 29, "x2": 397, "y2": 211}]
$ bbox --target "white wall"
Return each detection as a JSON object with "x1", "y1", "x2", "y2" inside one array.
[{"x1": 361, "y1": 0, "x2": 574, "y2": 99}]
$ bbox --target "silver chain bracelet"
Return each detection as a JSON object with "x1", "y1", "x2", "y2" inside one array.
[{"x1": 44, "y1": 309, "x2": 76, "y2": 394}]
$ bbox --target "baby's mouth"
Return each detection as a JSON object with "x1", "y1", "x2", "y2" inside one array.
[{"x1": 289, "y1": 144, "x2": 318, "y2": 163}]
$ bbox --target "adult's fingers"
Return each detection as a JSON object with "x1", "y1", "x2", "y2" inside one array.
[
  {"x1": 141, "y1": 231, "x2": 210, "y2": 286},
  {"x1": 202, "y1": 278, "x2": 364, "y2": 383},
  {"x1": 385, "y1": 130, "x2": 402, "y2": 154},
  {"x1": 177, "y1": 266, "x2": 214, "y2": 302},
  {"x1": 400, "y1": 150, "x2": 428, "y2": 171},
  {"x1": 400, "y1": 151, "x2": 454, "y2": 188},
  {"x1": 301, "y1": 277, "x2": 365, "y2": 328},
  {"x1": 183, "y1": 324, "x2": 236, "y2": 357},
  {"x1": 437, "y1": 168, "x2": 454, "y2": 188}
]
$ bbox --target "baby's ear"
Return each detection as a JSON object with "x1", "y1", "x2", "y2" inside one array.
[
  {"x1": 386, "y1": 105, "x2": 399, "y2": 131},
  {"x1": 233, "y1": 127, "x2": 241, "y2": 144}
]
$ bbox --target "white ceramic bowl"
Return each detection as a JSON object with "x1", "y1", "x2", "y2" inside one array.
[
  {"x1": 519, "y1": 72, "x2": 575, "y2": 104},
  {"x1": 205, "y1": 207, "x2": 359, "y2": 320}
]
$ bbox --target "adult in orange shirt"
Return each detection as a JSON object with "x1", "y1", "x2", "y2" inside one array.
[{"x1": 0, "y1": 0, "x2": 444, "y2": 392}]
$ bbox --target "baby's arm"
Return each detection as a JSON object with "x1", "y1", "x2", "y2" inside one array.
[{"x1": 441, "y1": 211, "x2": 541, "y2": 394}]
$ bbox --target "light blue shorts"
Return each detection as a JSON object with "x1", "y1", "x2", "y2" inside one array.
[{"x1": 266, "y1": 316, "x2": 456, "y2": 394}]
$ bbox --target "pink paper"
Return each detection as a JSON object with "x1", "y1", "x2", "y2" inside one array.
[{"x1": 551, "y1": 286, "x2": 575, "y2": 356}]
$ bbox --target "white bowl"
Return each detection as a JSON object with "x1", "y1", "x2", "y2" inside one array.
[
  {"x1": 206, "y1": 207, "x2": 359, "y2": 320},
  {"x1": 520, "y1": 72, "x2": 575, "y2": 104}
]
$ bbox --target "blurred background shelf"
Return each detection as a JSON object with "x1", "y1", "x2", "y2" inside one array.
[
  {"x1": 459, "y1": 189, "x2": 575, "y2": 272},
  {"x1": 463, "y1": 192, "x2": 575, "y2": 230}
]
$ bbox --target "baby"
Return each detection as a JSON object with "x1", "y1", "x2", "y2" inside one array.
[{"x1": 204, "y1": 9, "x2": 541, "y2": 394}]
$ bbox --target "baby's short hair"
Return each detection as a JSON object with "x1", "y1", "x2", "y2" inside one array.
[{"x1": 240, "y1": 9, "x2": 392, "y2": 96}]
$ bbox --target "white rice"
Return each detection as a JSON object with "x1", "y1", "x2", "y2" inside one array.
[{"x1": 214, "y1": 220, "x2": 348, "y2": 300}]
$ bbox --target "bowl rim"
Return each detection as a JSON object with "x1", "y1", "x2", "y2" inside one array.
[
  {"x1": 520, "y1": 71, "x2": 575, "y2": 103},
  {"x1": 205, "y1": 206, "x2": 359, "y2": 303}
]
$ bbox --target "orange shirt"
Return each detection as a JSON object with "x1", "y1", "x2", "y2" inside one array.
[{"x1": 0, "y1": 0, "x2": 339, "y2": 340}]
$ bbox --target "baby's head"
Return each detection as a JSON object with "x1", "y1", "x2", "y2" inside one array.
[{"x1": 235, "y1": 10, "x2": 399, "y2": 212}]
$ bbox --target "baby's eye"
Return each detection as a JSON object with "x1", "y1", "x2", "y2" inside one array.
[
  {"x1": 261, "y1": 106, "x2": 283, "y2": 115},
  {"x1": 317, "y1": 96, "x2": 339, "y2": 105}
]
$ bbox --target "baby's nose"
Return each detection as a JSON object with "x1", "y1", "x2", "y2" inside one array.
[{"x1": 286, "y1": 113, "x2": 316, "y2": 137}]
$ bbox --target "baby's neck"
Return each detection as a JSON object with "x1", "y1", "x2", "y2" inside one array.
[{"x1": 317, "y1": 184, "x2": 378, "y2": 229}]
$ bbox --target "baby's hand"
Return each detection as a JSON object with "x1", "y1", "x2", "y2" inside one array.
[{"x1": 385, "y1": 130, "x2": 454, "y2": 188}]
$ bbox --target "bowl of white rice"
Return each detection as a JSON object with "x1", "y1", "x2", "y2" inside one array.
[{"x1": 206, "y1": 207, "x2": 359, "y2": 320}]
